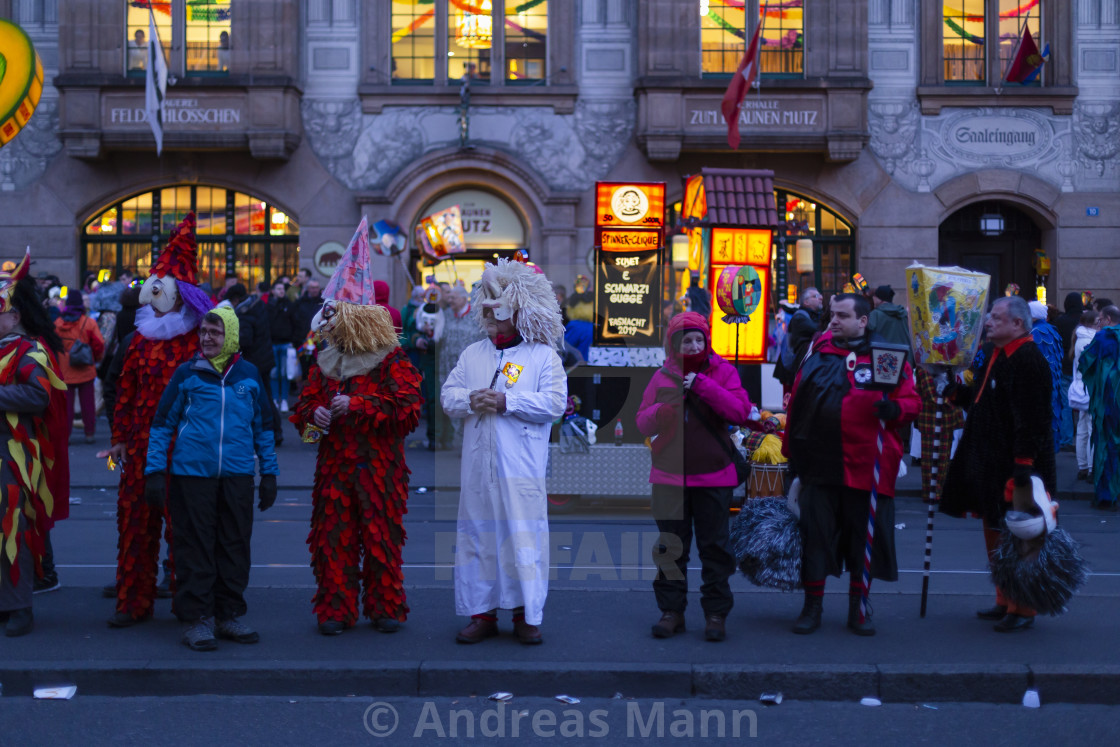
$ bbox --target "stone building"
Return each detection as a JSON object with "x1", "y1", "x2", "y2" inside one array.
[{"x1": 0, "y1": 0, "x2": 1117, "y2": 306}]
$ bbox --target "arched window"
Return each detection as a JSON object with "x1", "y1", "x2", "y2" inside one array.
[
  {"x1": 83, "y1": 185, "x2": 299, "y2": 290},
  {"x1": 774, "y1": 189, "x2": 854, "y2": 301}
]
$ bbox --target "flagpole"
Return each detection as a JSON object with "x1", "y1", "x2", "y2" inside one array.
[
  {"x1": 754, "y1": 1, "x2": 768, "y2": 102},
  {"x1": 994, "y1": 8, "x2": 1031, "y2": 96}
]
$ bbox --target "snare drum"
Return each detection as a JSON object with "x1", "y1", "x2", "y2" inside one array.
[{"x1": 748, "y1": 463, "x2": 788, "y2": 500}]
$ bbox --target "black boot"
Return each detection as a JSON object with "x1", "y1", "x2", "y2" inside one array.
[
  {"x1": 792, "y1": 595, "x2": 822, "y2": 634},
  {"x1": 5, "y1": 607, "x2": 33, "y2": 637},
  {"x1": 847, "y1": 594, "x2": 876, "y2": 636}
]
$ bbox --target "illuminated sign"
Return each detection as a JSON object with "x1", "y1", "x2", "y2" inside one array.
[
  {"x1": 708, "y1": 264, "x2": 770, "y2": 362},
  {"x1": 595, "y1": 182, "x2": 665, "y2": 229},
  {"x1": 600, "y1": 230, "x2": 661, "y2": 251},
  {"x1": 594, "y1": 246, "x2": 661, "y2": 345},
  {"x1": 710, "y1": 227, "x2": 771, "y2": 266}
]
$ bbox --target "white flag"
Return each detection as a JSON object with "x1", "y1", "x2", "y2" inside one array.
[{"x1": 144, "y1": 12, "x2": 168, "y2": 156}]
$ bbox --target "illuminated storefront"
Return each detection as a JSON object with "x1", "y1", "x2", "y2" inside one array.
[{"x1": 82, "y1": 185, "x2": 299, "y2": 288}]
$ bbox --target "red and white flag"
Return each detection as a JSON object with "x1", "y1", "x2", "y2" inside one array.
[{"x1": 720, "y1": 22, "x2": 762, "y2": 151}]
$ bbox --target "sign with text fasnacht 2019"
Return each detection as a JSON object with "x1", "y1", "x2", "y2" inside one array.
[{"x1": 594, "y1": 182, "x2": 665, "y2": 346}]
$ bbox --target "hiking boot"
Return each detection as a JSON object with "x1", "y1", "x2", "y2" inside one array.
[
  {"x1": 372, "y1": 618, "x2": 401, "y2": 634},
  {"x1": 182, "y1": 617, "x2": 218, "y2": 651},
  {"x1": 456, "y1": 615, "x2": 498, "y2": 644},
  {"x1": 704, "y1": 614, "x2": 727, "y2": 642},
  {"x1": 847, "y1": 595, "x2": 876, "y2": 636},
  {"x1": 993, "y1": 613, "x2": 1035, "y2": 633},
  {"x1": 4, "y1": 608, "x2": 33, "y2": 637},
  {"x1": 792, "y1": 596, "x2": 822, "y2": 635},
  {"x1": 651, "y1": 611, "x2": 685, "y2": 639},
  {"x1": 216, "y1": 617, "x2": 260, "y2": 644},
  {"x1": 513, "y1": 618, "x2": 543, "y2": 645},
  {"x1": 33, "y1": 575, "x2": 61, "y2": 595}
]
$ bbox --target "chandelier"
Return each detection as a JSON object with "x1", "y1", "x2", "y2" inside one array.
[{"x1": 457, "y1": 0, "x2": 493, "y2": 50}]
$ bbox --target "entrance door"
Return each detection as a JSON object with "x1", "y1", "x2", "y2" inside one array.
[{"x1": 939, "y1": 203, "x2": 1041, "y2": 298}]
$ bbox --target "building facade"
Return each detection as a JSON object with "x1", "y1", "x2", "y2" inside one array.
[{"x1": 1, "y1": 0, "x2": 1117, "y2": 306}]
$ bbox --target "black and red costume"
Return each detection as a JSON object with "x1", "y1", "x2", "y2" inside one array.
[
  {"x1": 784, "y1": 331, "x2": 920, "y2": 618},
  {"x1": 290, "y1": 347, "x2": 423, "y2": 627}
]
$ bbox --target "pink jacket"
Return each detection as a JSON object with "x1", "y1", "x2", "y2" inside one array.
[{"x1": 636, "y1": 312, "x2": 753, "y2": 487}]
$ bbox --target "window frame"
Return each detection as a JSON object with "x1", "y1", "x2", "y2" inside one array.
[
  {"x1": 82, "y1": 185, "x2": 299, "y2": 290},
  {"x1": 699, "y1": 0, "x2": 805, "y2": 81},
  {"x1": 124, "y1": 0, "x2": 232, "y2": 79},
  {"x1": 918, "y1": 0, "x2": 1075, "y2": 113},
  {"x1": 387, "y1": 0, "x2": 550, "y2": 88}
]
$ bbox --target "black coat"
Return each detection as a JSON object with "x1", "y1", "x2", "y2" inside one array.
[
  {"x1": 267, "y1": 296, "x2": 295, "y2": 345},
  {"x1": 290, "y1": 295, "x2": 323, "y2": 347},
  {"x1": 234, "y1": 297, "x2": 273, "y2": 376},
  {"x1": 941, "y1": 339, "x2": 1056, "y2": 525}
]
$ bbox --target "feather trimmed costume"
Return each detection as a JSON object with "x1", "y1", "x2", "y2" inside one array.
[
  {"x1": 290, "y1": 307, "x2": 423, "y2": 627},
  {"x1": 0, "y1": 335, "x2": 68, "y2": 587}
]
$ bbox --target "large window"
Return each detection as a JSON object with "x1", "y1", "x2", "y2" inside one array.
[
  {"x1": 774, "y1": 190, "x2": 853, "y2": 302},
  {"x1": 390, "y1": 1, "x2": 548, "y2": 86},
  {"x1": 83, "y1": 185, "x2": 299, "y2": 290},
  {"x1": 700, "y1": 1, "x2": 804, "y2": 78},
  {"x1": 943, "y1": 0, "x2": 1041, "y2": 85},
  {"x1": 125, "y1": 1, "x2": 231, "y2": 76}
]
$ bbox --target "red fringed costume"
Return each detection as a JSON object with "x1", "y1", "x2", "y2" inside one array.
[
  {"x1": 110, "y1": 213, "x2": 209, "y2": 621},
  {"x1": 112, "y1": 333, "x2": 200, "y2": 619},
  {"x1": 291, "y1": 347, "x2": 423, "y2": 626}
]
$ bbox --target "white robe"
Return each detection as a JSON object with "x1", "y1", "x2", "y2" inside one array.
[{"x1": 441, "y1": 338, "x2": 567, "y2": 625}]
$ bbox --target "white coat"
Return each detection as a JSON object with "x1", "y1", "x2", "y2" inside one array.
[{"x1": 441, "y1": 338, "x2": 567, "y2": 625}]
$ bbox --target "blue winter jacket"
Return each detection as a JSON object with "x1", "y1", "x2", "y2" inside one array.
[{"x1": 146, "y1": 353, "x2": 279, "y2": 478}]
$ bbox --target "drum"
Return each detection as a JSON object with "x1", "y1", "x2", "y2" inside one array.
[{"x1": 748, "y1": 463, "x2": 788, "y2": 500}]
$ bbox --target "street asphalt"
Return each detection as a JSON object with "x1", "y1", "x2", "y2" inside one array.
[{"x1": 1, "y1": 421, "x2": 1116, "y2": 706}]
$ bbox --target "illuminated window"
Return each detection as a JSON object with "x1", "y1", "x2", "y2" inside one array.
[
  {"x1": 126, "y1": 1, "x2": 172, "y2": 73},
  {"x1": 505, "y1": 0, "x2": 547, "y2": 84},
  {"x1": 390, "y1": 1, "x2": 549, "y2": 86},
  {"x1": 943, "y1": 0, "x2": 1042, "y2": 85},
  {"x1": 185, "y1": 1, "x2": 232, "y2": 74},
  {"x1": 773, "y1": 189, "x2": 853, "y2": 301},
  {"x1": 701, "y1": 1, "x2": 803, "y2": 78},
  {"x1": 83, "y1": 185, "x2": 299, "y2": 289},
  {"x1": 449, "y1": 0, "x2": 492, "y2": 83},
  {"x1": 392, "y1": 1, "x2": 436, "y2": 82},
  {"x1": 125, "y1": 1, "x2": 231, "y2": 76}
]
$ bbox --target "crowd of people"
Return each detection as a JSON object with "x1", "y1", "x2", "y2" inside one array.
[{"x1": 0, "y1": 223, "x2": 1114, "y2": 649}]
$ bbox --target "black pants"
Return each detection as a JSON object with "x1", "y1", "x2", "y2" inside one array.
[
  {"x1": 168, "y1": 475, "x2": 255, "y2": 622},
  {"x1": 651, "y1": 483, "x2": 735, "y2": 617},
  {"x1": 40, "y1": 530, "x2": 56, "y2": 583},
  {"x1": 799, "y1": 483, "x2": 898, "y2": 584}
]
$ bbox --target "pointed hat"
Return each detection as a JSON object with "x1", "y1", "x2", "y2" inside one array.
[
  {"x1": 151, "y1": 212, "x2": 200, "y2": 284},
  {"x1": 323, "y1": 216, "x2": 376, "y2": 305}
]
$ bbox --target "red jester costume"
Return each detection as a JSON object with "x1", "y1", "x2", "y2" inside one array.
[
  {"x1": 290, "y1": 218, "x2": 423, "y2": 636},
  {"x1": 108, "y1": 213, "x2": 213, "y2": 626}
]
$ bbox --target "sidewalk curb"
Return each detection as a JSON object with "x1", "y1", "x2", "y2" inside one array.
[{"x1": 4, "y1": 661, "x2": 1119, "y2": 704}]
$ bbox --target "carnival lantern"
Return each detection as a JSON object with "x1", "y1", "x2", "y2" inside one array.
[{"x1": 0, "y1": 18, "x2": 44, "y2": 148}]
